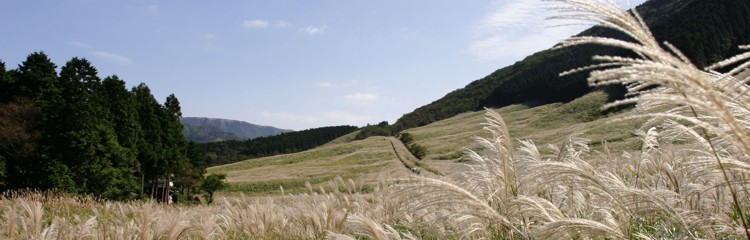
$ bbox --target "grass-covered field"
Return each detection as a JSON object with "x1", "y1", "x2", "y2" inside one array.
[
  {"x1": 208, "y1": 136, "x2": 409, "y2": 195},
  {"x1": 408, "y1": 91, "x2": 644, "y2": 164},
  {"x1": 207, "y1": 90, "x2": 640, "y2": 196}
]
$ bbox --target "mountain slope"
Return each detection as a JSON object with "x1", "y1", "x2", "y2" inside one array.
[
  {"x1": 181, "y1": 117, "x2": 292, "y2": 143},
  {"x1": 393, "y1": 0, "x2": 750, "y2": 131},
  {"x1": 208, "y1": 91, "x2": 644, "y2": 195}
]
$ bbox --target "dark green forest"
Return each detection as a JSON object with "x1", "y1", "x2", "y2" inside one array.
[
  {"x1": 199, "y1": 125, "x2": 357, "y2": 166},
  {"x1": 392, "y1": 0, "x2": 750, "y2": 132},
  {"x1": 0, "y1": 52, "x2": 205, "y2": 201}
]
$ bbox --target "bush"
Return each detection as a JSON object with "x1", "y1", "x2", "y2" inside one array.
[{"x1": 200, "y1": 173, "x2": 226, "y2": 204}]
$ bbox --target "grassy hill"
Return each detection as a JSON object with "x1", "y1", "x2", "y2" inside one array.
[
  {"x1": 392, "y1": 0, "x2": 750, "y2": 132},
  {"x1": 208, "y1": 136, "x2": 408, "y2": 194},
  {"x1": 208, "y1": 90, "x2": 644, "y2": 195}
]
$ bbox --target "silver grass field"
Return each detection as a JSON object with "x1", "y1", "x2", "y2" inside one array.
[{"x1": 3, "y1": 0, "x2": 750, "y2": 239}]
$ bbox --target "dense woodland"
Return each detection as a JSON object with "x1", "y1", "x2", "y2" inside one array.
[
  {"x1": 199, "y1": 125, "x2": 357, "y2": 166},
  {"x1": 0, "y1": 52, "x2": 205, "y2": 201},
  {"x1": 392, "y1": 0, "x2": 750, "y2": 132}
]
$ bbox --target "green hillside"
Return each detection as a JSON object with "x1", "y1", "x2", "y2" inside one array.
[
  {"x1": 393, "y1": 0, "x2": 750, "y2": 132},
  {"x1": 208, "y1": 91, "x2": 644, "y2": 195}
]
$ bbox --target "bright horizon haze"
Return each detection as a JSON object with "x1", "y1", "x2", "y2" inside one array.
[{"x1": 1, "y1": 0, "x2": 646, "y2": 130}]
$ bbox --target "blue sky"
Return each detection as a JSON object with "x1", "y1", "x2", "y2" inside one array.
[{"x1": 1, "y1": 0, "x2": 646, "y2": 130}]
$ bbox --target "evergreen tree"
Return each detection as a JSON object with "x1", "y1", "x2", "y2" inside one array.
[
  {"x1": 0, "y1": 61, "x2": 12, "y2": 103},
  {"x1": 101, "y1": 76, "x2": 142, "y2": 153},
  {"x1": 163, "y1": 94, "x2": 187, "y2": 176},
  {"x1": 48, "y1": 57, "x2": 102, "y2": 193},
  {"x1": 98, "y1": 76, "x2": 144, "y2": 200},
  {"x1": 173, "y1": 141, "x2": 206, "y2": 202},
  {"x1": 132, "y1": 83, "x2": 165, "y2": 196},
  {"x1": 159, "y1": 94, "x2": 188, "y2": 201},
  {"x1": 4, "y1": 52, "x2": 60, "y2": 190},
  {"x1": 16, "y1": 52, "x2": 57, "y2": 99}
]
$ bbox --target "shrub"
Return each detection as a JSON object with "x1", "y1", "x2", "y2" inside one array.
[{"x1": 200, "y1": 173, "x2": 226, "y2": 204}]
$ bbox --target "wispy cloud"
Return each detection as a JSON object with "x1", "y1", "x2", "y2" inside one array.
[
  {"x1": 300, "y1": 25, "x2": 326, "y2": 35},
  {"x1": 243, "y1": 19, "x2": 291, "y2": 29},
  {"x1": 468, "y1": 0, "x2": 583, "y2": 60},
  {"x1": 345, "y1": 92, "x2": 379, "y2": 105},
  {"x1": 317, "y1": 81, "x2": 334, "y2": 88},
  {"x1": 243, "y1": 19, "x2": 270, "y2": 29},
  {"x1": 69, "y1": 41, "x2": 93, "y2": 48},
  {"x1": 91, "y1": 51, "x2": 134, "y2": 65},
  {"x1": 145, "y1": 4, "x2": 161, "y2": 14},
  {"x1": 275, "y1": 21, "x2": 289, "y2": 28}
]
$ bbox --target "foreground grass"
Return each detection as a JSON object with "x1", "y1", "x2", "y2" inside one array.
[{"x1": 0, "y1": 189, "x2": 393, "y2": 239}]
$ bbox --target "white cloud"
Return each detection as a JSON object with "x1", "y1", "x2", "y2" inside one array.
[
  {"x1": 300, "y1": 25, "x2": 325, "y2": 35},
  {"x1": 243, "y1": 19, "x2": 269, "y2": 29},
  {"x1": 345, "y1": 93, "x2": 379, "y2": 105},
  {"x1": 468, "y1": 0, "x2": 585, "y2": 60},
  {"x1": 204, "y1": 33, "x2": 216, "y2": 39},
  {"x1": 91, "y1": 51, "x2": 134, "y2": 65}
]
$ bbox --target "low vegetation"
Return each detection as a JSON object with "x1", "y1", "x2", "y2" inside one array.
[{"x1": 397, "y1": 133, "x2": 427, "y2": 160}]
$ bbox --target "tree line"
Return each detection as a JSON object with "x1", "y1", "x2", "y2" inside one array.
[
  {"x1": 199, "y1": 125, "x2": 357, "y2": 166},
  {"x1": 0, "y1": 52, "x2": 205, "y2": 201}
]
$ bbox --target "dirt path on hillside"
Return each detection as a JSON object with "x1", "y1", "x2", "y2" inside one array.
[{"x1": 384, "y1": 137, "x2": 444, "y2": 177}]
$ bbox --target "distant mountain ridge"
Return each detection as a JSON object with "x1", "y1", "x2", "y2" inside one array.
[
  {"x1": 181, "y1": 117, "x2": 292, "y2": 143},
  {"x1": 393, "y1": 0, "x2": 750, "y2": 131}
]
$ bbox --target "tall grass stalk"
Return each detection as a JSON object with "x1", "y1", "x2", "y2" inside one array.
[
  {"x1": 553, "y1": 0, "x2": 750, "y2": 237},
  {"x1": 381, "y1": 0, "x2": 750, "y2": 238}
]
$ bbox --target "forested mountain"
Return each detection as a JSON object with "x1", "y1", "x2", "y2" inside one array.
[
  {"x1": 199, "y1": 125, "x2": 357, "y2": 166},
  {"x1": 181, "y1": 117, "x2": 291, "y2": 143},
  {"x1": 0, "y1": 52, "x2": 205, "y2": 201},
  {"x1": 393, "y1": 0, "x2": 750, "y2": 131}
]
